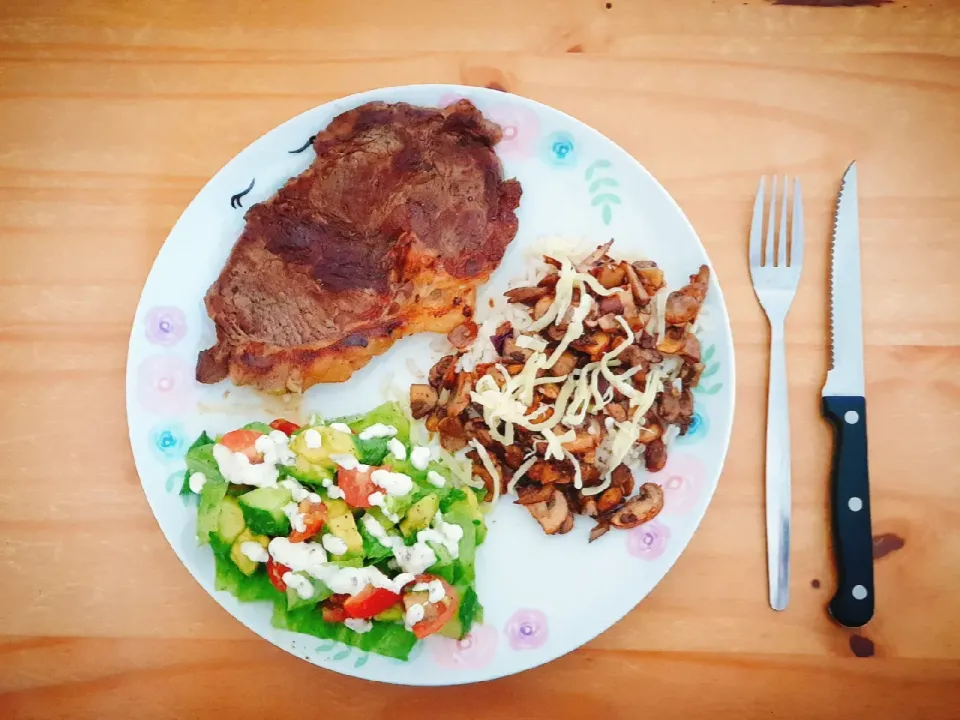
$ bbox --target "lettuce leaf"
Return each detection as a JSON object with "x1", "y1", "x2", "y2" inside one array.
[{"x1": 274, "y1": 604, "x2": 417, "y2": 660}]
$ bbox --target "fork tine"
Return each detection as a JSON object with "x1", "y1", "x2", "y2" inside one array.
[
  {"x1": 778, "y1": 176, "x2": 789, "y2": 267},
  {"x1": 750, "y1": 176, "x2": 765, "y2": 268},
  {"x1": 765, "y1": 175, "x2": 777, "y2": 267},
  {"x1": 791, "y1": 177, "x2": 804, "y2": 269}
]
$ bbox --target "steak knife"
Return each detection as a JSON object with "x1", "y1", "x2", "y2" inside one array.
[{"x1": 822, "y1": 162, "x2": 874, "y2": 627}]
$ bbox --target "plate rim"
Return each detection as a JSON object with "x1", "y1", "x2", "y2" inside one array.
[{"x1": 125, "y1": 83, "x2": 737, "y2": 686}]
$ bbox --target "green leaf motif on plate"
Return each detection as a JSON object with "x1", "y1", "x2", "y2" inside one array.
[
  {"x1": 584, "y1": 159, "x2": 612, "y2": 180},
  {"x1": 585, "y1": 159, "x2": 620, "y2": 227},
  {"x1": 693, "y1": 344, "x2": 722, "y2": 396},
  {"x1": 601, "y1": 204, "x2": 613, "y2": 225}
]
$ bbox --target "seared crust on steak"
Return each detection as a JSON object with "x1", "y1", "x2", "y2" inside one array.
[{"x1": 197, "y1": 100, "x2": 522, "y2": 392}]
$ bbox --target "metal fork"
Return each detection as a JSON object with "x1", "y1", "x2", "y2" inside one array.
[{"x1": 749, "y1": 176, "x2": 804, "y2": 611}]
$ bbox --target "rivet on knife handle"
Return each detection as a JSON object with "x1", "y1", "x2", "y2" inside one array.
[{"x1": 823, "y1": 396, "x2": 874, "y2": 627}]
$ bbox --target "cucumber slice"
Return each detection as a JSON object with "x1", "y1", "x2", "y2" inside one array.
[{"x1": 238, "y1": 487, "x2": 293, "y2": 536}]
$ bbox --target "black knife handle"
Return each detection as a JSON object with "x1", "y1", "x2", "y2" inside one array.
[{"x1": 822, "y1": 395, "x2": 874, "y2": 627}]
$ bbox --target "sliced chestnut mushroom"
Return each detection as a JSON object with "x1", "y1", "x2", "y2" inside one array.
[
  {"x1": 597, "y1": 486, "x2": 625, "y2": 513},
  {"x1": 680, "y1": 361, "x2": 705, "y2": 389},
  {"x1": 551, "y1": 351, "x2": 579, "y2": 377},
  {"x1": 588, "y1": 522, "x2": 611, "y2": 543},
  {"x1": 598, "y1": 294, "x2": 625, "y2": 316},
  {"x1": 409, "y1": 384, "x2": 439, "y2": 419},
  {"x1": 437, "y1": 416, "x2": 467, "y2": 451},
  {"x1": 502, "y1": 443, "x2": 527, "y2": 470},
  {"x1": 608, "y1": 483, "x2": 665, "y2": 528},
  {"x1": 504, "y1": 286, "x2": 550, "y2": 306},
  {"x1": 571, "y1": 331, "x2": 611, "y2": 357},
  {"x1": 556, "y1": 513, "x2": 575, "y2": 535},
  {"x1": 632, "y1": 262, "x2": 665, "y2": 295},
  {"x1": 657, "y1": 389, "x2": 682, "y2": 425},
  {"x1": 664, "y1": 265, "x2": 709, "y2": 326},
  {"x1": 447, "y1": 320, "x2": 479, "y2": 351},
  {"x1": 606, "y1": 402, "x2": 628, "y2": 423},
  {"x1": 515, "y1": 483, "x2": 557, "y2": 506},
  {"x1": 611, "y1": 464, "x2": 634, "y2": 491},
  {"x1": 635, "y1": 422, "x2": 662, "y2": 445},
  {"x1": 596, "y1": 262, "x2": 626, "y2": 289},
  {"x1": 657, "y1": 326, "x2": 687, "y2": 355},
  {"x1": 624, "y1": 263, "x2": 650, "y2": 305},
  {"x1": 502, "y1": 336, "x2": 534, "y2": 363},
  {"x1": 524, "y1": 487, "x2": 571, "y2": 535},
  {"x1": 532, "y1": 295, "x2": 554, "y2": 321},
  {"x1": 582, "y1": 498, "x2": 599, "y2": 518},
  {"x1": 429, "y1": 355, "x2": 456, "y2": 389},
  {"x1": 680, "y1": 332, "x2": 701, "y2": 364},
  {"x1": 597, "y1": 314, "x2": 621, "y2": 332},
  {"x1": 561, "y1": 429, "x2": 600, "y2": 454},
  {"x1": 446, "y1": 371, "x2": 475, "y2": 417},
  {"x1": 538, "y1": 382, "x2": 561, "y2": 401},
  {"x1": 528, "y1": 460, "x2": 574, "y2": 485},
  {"x1": 644, "y1": 438, "x2": 668, "y2": 472},
  {"x1": 575, "y1": 240, "x2": 614, "y2": 272}
]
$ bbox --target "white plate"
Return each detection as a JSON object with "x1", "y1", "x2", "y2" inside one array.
[{"x1": 126, "y1": 84, "x2": 735, "y2": 685}]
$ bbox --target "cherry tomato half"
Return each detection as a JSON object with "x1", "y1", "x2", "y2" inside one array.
[
  {"x1": 266, "y1": 557, "x2": 291, "y2": 593},
  {"x1": 337, "y1": 466, "x2": 380, "y2": 509},
  {"x1": 402, "y1": 574, "x2": 459, "y2": 639},
  {"x1": 219, "y1": 429, "x2": 263, "y2": 463},
  {"x1": 269, "y1": 418, "x2": 300, "y2": 436},
  {"x1": 288, "y1": 500, "x2": 326, "y2": 543},
  {"x1": 343, "y1": 586, "x2": 402, "y2": 620}
]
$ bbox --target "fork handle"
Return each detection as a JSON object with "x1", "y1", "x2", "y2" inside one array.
[{"x1": 766, "y1": 322, "x2": 791, "y2": 611}]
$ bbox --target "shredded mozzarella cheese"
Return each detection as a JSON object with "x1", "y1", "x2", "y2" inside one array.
[{"x1": 469, "y1": 440, "x2": 501, "y2": 504}]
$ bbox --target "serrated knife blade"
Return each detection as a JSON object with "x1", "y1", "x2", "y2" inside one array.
[
  {"x1": 821, "y1": 161, "x2": 873, "y2": 628},
  {"x1": 823, "y1": 162, "x2": 865, "y2": 397}
]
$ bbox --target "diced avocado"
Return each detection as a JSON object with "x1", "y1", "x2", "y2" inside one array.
[
  {"x1": 341, "y1": 401, "x2": 411, "y2": 443},
  {"x1": 238, "y1": 487, "x2": 293, "y2": 536},
  {"x1": 229, "y1": 528, "x2": 268, "y2": 576},
  {"x1": 290, "y1": 426, "x2": 355, "y2": 468},
  {"x1": 374, "y1": 605, "x2": 404, "y2": 623},
  {"x1": 368, "y1": 506, "x2": 398, "y2": 528},
  {"x1": 463, "y1": 486, "x2": 480, "y2": 513},
  {"x1": 325, "y1": 499, "x2": 363, "y2": 555},
  {"x1": 399, "y1": 494, "x2": 438, "y2": 538},
  {"x1": 196, "y1": 476, "x2": 228, "y2": 544},
  {"x1": 437, "y1": 615, "x2": 464, "y2": 640},
  {"x1": 216, "y1": 496, "x2": 246, "y2": 545},
  {"x1": 283, "y1": 456, "x2": 335, "y2": 487}
]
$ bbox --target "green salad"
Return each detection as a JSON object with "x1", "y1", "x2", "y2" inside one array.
[{"x1": 182, "y1": 402, "x2": 487, "y2": 661}]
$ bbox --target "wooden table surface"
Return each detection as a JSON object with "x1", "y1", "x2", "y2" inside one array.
[{"x1": 2, "y1": 0, "x2": 959, "y2": 717}]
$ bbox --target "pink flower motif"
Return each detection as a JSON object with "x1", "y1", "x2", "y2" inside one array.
[
  {"x1": 137, "y1": 354, "x2": 194, "y2": 416},
  {"x1": 485, "y1": 104, "x2": 541, "y2": 158},
  {"x1": 144, "y1": 306, "x2": 187, "y2": 347},
  {"x1": 429, "y1": 623, "x2": 498, "y2": 670},
  {"x1": 647, "y1": 453, "x2": 706, "y2": 515},
  {"x1": 505, "y1": 609, "x2": 548, "y2": 650},
  {"x1": 627, "y1": 520, "x2": 670, "y2": 560}
]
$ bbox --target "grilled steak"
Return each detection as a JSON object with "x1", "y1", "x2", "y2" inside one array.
[{"x1": 197, "y1": 100, "x2": 522, "y2": 392}]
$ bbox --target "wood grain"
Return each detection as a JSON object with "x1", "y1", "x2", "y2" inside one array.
[{"x1": 1, "y1": 0, "x2": 959, "y2": 717}]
